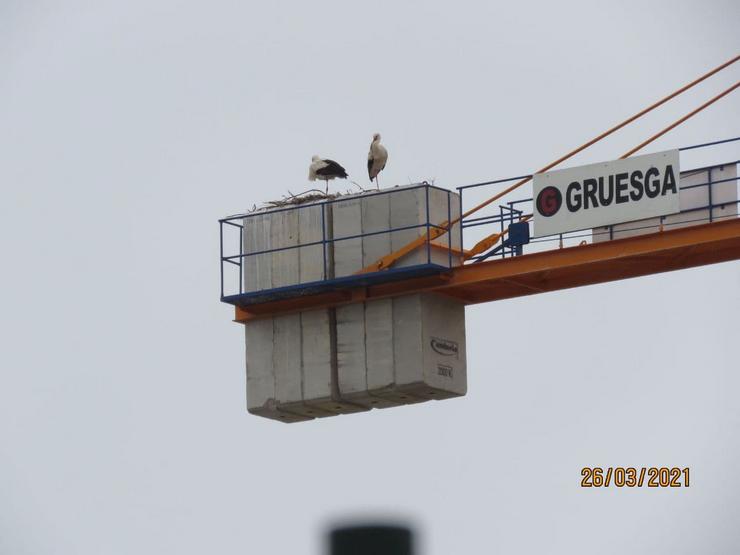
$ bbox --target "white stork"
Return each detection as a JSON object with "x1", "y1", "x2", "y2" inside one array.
[
  {"x1": 309, "y1": 155, "x2": 348, "y2": 193},
  {"x1": 367, "y1": 133, "x2": 388, "y2": 189}
]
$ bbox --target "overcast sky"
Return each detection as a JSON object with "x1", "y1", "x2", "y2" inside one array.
[{"x1": 1, "y1": 1, "x2": 739, "y2": 554}]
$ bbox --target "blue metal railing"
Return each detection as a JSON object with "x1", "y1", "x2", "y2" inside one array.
[
  {"x1": 220, "y1": 137, "x2": 739, "y2": 302},
  {"x1": 219, "y1": 183, "x2": 457, "y2": 301},
  {"x1": 457, "y1": 136, "x2": 740, "y2": 262}
]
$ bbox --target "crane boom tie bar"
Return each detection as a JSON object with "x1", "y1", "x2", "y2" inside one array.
[{"x1": 355, "y1": 54, "x2": 740, "y2": 274}]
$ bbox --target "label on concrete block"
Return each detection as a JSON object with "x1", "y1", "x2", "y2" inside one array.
[
  {"x1": 420, "y1": 294, "x2": 467, "y2": 397},
  {"x1": 391, "y1": 293, "x2": 467, "y2": 401}
]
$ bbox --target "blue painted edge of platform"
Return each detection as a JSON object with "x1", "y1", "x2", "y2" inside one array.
[{"x1": 221, "y1": 263, "x2": 451, "y2": 307}]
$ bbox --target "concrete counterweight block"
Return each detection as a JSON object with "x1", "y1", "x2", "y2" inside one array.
[
  {"x1": 243, "y1": 201, "x2": 367, "y2": 420},
  {"x1": 244, "y1": 213, "x2": 307, "y2": 422},
  {"x1": 332, "y1": 194, "x2": 399, "y2": 408},
  {"x1": 298, "y1": 203, "x2": 327, "y2": 284},
  {"x1": 361, "y1": 192, "x2": 410, "y2": 407},
  {"x1": 332, "y1": 197, "x2": 375, "y2": 408},
  {"x1": 298, "y1": 309, "x2": 334, "y2": 414},
  {"x1": 334, "y1": 303, "x2": 370, "y2": 404},
  {"x1": 364, "y1": 187, "x2": 465, "y2": 404},
  {"x1": 363, "y1": 298, "x2": 399, "y2": 407},
  {"x1": 302, "y1": 308, "x2": 368, "y2": 416},
  {"x1": 393, "y1": 293, "x2": 467, "y2": 400},
  {"x1": 243, "y1": 213, "x2": 272, "y2": 294},
  {"x1": 241, "y1": 184, "x2": 467, "y2": 422},
  {"x1": 243, "y1": 204, "x2": 334, "y2": 421},
  {"x1": 331, "y1": 187, "x2": 466, "y2": 407},
  {"x1": 293, "y1": 204, "x2": 341, "y2": 416},
  {"x1": 265, "y1": 207, "x2": 322, "y2": 418},
  {"x1": 389, "y1": 185, "x2": 462, "y2": 269},
  {"x1": 245, "y1": 318, "x2": 311, "y2": 423}
]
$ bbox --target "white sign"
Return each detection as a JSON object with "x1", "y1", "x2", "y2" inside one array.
[{"x1": 532, "y1": 150, "x2": 680, "y2": 237}]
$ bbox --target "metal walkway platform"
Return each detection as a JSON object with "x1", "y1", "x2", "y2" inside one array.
[
  {"x1": 222, "y1": 262, "x2": 450, "y2": 306},
  {"x1": 234, "y1": 217, "x2": 740, "y2": 322}
]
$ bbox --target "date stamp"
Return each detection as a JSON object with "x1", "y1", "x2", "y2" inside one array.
[{"x1": 581, "y1": 467, "x2": 690, "y2": 488}]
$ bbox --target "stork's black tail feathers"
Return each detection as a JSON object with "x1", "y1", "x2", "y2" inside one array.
[{"x1": 317, "y1": 159, "x2": 348, "y2": 179}]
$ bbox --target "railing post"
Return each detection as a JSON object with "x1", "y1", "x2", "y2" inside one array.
[
  {"x1": 458, "y1": 188, "x2": 464, "y2": 262},
  {"x1": 447, "y1": 189, "x2": 452, "y2": 268},
  {"x1": 499, "y1": 205, "x2": 505, "y2": 258},
  {"x1": 425, "y1": 185, "x2": 431, "y2": 264},
  {"x1": 219, "y1": 221, "x2": 224, "y2": 298},
  {"x1": 321, "y1": 202, "x2": 327, "y2": 280},
  {"x1": 708, "y1": 168, "x2": 714, "y2": 223}
]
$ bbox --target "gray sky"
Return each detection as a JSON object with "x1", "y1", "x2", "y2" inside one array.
[{"x1": 1, "y1": 1, "x2": 739, "y2": 553}]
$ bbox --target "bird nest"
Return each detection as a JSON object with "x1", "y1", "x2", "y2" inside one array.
[
  {"x1": 246, "y1": 184, "x2": 375, "y2": 212},
  {"x1": 264, "y1": 189, "x2": 337, "y2": 207},
  {"x1": 241, "y1": 181, "x2": 433, "y2": 214}
]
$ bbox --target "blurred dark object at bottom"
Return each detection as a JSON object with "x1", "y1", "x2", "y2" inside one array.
[{"x1": 330, "y1": 524, "x2": 414, "y2": 555}]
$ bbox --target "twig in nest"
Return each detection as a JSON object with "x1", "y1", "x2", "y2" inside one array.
[{"x1": 349, "y1": 180, "x2": 376, "y2": 193}]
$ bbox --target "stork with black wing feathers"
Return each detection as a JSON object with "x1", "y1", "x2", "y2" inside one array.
[{"x1": 309, "y1": 156, "x2": 348, "y2": 193}]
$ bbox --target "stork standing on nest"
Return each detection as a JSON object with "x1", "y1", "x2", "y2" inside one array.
[
  {"x1": 367, "y1": 133, "x2": 388, "y2": 189},
  {"x1": 308, "y1": 155, "x2": 348, "y2": 193}
]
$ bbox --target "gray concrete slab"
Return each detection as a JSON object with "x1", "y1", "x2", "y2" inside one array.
[
  {"x1": 392, "y1": 293, "x2": 467, "y2": 400},
  {"x1": 427, "y1": 187, "x2": 462, "y2": 268},
  {"x1": 364, "y1": 298, "x2": 400, "y2": 408},
  {"x1": 333, "y1": 197, "x2": 363, "y2": 278},
  {"x1": 271, "y1": 208, "x2": 300, "y2": 287},
  {"x1": 298, "y1": 203, "x2": 328, "y2": 284},
  {"x1": 243, "y1": 213, "x2": 272, "y2": 293},
  {"x1": 420, "y1": 293, "x2": 467, "y2": 398},
  {"x1": 272, "y1": 314, "x2": 304, "y2": 409},
  {"x1": 390, "y1": 187, "x2": 427, "y2": 267},
  {"x1": 246, "y1": 318, "x2": 312, "y2": 423},
  {"x1": 335, "y1": 303, "x2": 369, "y2": 404},
  {"x1": 300, "y1": 309, "x2": 336, "y2": 416}
]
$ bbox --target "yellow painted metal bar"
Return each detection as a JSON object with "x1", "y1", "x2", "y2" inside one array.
[
  {"x1": 357, "y1": 226, "x2": 444, "y2": 273},
  {"x1": 467, "y1": 215, "x2": 532, "y2": 259}
]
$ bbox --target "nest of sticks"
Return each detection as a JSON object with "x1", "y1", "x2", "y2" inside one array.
[{"x1": 243, "y1": 180, "x2": 432, "y2": 213}]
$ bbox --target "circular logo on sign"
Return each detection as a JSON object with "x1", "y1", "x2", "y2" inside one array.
[{"x1": 536, "y1": 186, "x2": 562, "y2": 217}]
